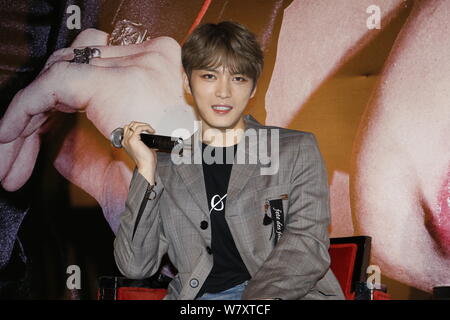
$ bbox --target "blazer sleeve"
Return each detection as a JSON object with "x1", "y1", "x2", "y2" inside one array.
[
  {"x1": 242, "y1": 133, "x2": 332, "y2": 299},
  {"x1": 113, "y1": 167, "x2": 169, "y2": 279}
]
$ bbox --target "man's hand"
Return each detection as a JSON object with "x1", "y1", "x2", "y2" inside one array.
[{"x1": 122, "y1": 121, "x2": 158, "y2": 185}]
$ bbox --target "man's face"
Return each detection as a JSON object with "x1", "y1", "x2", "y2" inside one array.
[{"x1": 183, "y1": 66, "x2": 256, "y2": 134}]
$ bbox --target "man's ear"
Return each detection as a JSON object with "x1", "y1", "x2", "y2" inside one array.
[
  {"x1": 182, "y1": 71, "x2": 192, "y2": 95},
  {"x1": 250, "y1": 84, "x2": 257, "y2": 99}
]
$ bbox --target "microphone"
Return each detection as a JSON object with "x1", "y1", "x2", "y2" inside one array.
[{"x1": 110, "y1": 127, "x2": 184, "y2": 154}]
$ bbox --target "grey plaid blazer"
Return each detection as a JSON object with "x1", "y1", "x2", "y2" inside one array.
[{"x1": 114, "y1": 114, "x2": 344, "y2": 300}]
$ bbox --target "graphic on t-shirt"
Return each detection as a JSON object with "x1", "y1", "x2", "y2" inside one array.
[{"x1": 210, "y1": 194, "x2": 227, "y2": 214}]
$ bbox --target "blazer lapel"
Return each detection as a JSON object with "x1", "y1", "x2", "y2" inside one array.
[
  {"x1": 228, "y1": 115, "x2": 270, "y2": 203},
  {"x1": 226, "y1": 131, "x2": 259, "y2": 204},
  {"x1": 175, "y1": 131, "x2": 210, "y2": 218}
]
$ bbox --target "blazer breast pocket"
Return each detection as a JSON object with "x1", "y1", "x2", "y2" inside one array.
[
  {"x1": 253, "y1": 184, "x2": 291, "y2": 245},
  {"x1": 254, "y1": 185, "x2": 290, "y2": 219}
]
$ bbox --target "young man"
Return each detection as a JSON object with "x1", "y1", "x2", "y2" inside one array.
[{"x1": 114, "y1": 21, "x2": 344, "y2": 300}]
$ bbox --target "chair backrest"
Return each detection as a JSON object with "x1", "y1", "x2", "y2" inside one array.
[
  {"x1": 329, "y1": 236, "x2": 371, "y2": 299},
  {"x1": 97, "y1": 275, "x2": 170, "y2": 300},
  {"x1": 99, "y1": 237, "x2": 372, "y2": 300}
]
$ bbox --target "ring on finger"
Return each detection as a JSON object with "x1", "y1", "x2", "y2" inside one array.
[{"x1": 70, "y1": 47, "x2": 102, "y2": 64}]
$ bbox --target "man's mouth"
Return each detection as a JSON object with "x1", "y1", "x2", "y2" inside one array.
[{"x1": 211, "y1": 105, "x2": 233, "y2": 114}]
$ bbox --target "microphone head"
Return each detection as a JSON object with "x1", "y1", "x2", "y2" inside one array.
[{"x1": 110, "y1": 127, "x2": 124, "y2": 148}]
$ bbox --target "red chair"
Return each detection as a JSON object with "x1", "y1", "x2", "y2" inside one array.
[
  {"x1": 97, "y1": 275, "x2": 168, "y2": 300},
  {"x1": 99, "y1": 236, "x2": 389, "y2": 300},
  {"x1": 329, "y1": 236, "x2": 390, "y2": 300}
]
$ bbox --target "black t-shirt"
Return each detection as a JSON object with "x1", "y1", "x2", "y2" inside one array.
[{"x1": 198, "y1": 143, "x2": 251, "y2": 295}]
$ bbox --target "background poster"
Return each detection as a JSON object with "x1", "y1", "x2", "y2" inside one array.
[{"x1": 0, "y1": 0, "x2": 448, "y2": 299}]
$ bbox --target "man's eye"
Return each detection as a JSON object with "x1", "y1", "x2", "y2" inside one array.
[
  {"x1": 234, "y1": 76, "x2": 247, "y2": 82},
  {"x1": 201, "y1": 74, "x2": 215, "y2": 79}
]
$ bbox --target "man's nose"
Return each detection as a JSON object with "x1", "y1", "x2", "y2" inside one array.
[{"x1": 215, "y1": 79, "x2": 231, "y2": 98}]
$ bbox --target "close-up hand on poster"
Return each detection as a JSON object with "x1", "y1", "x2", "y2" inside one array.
[{"x1": 0, "y1": 0, "x2": 448, "y2": 305}]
